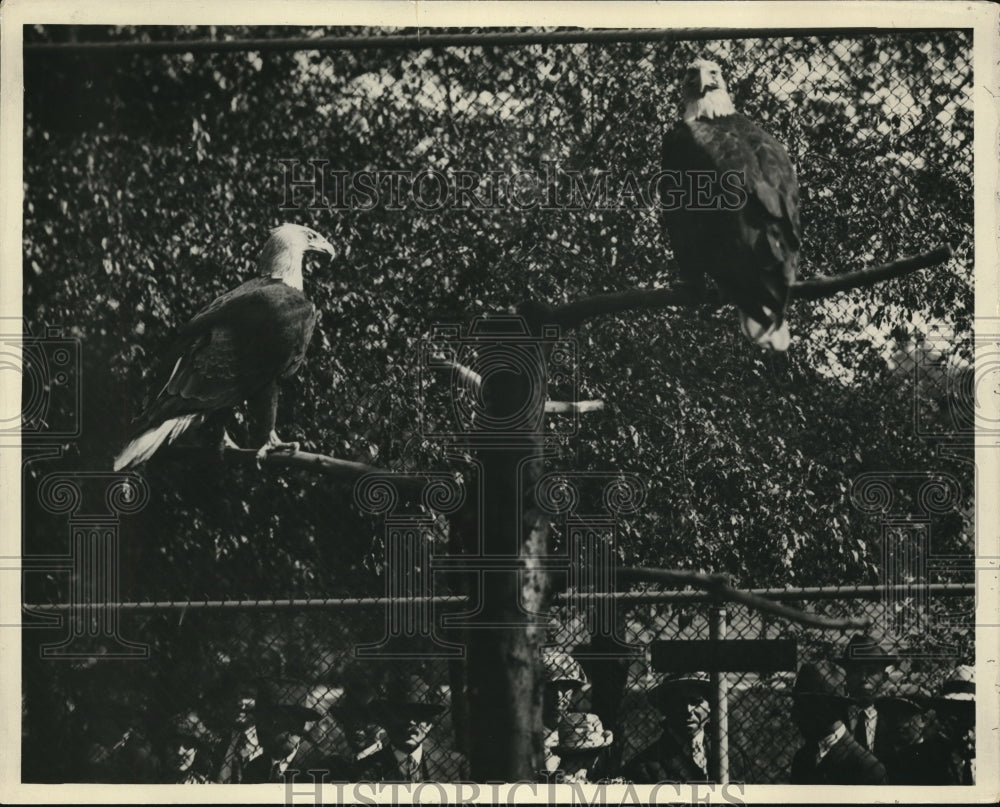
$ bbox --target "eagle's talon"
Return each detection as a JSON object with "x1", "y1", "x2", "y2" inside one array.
[{"x1": 254, "y1": 435, "x2": 300, "y2": 469}]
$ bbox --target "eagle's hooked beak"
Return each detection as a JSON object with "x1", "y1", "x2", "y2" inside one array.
[
  {"x1": 310, "y1": 235, "x2": 337, "y2": 260},
  {"x1": 699, "y1": 68, "x2": 719, "y2": 96}
]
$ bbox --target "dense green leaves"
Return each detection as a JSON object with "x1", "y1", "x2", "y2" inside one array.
[{"x1": 22, "y1": 27, "x2": 973, "y2": 603}]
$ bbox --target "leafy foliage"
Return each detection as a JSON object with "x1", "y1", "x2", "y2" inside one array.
[
  {"x1": 22, "y1": 27, "x2": 973, "y2": 600},
  {"x1": 19, "y1": 25, "x2": 976, "y2": 786}
]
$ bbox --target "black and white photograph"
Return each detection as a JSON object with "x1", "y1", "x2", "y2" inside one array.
[{"x1": 2, "y1": 1, "x2": 998, "y2": 803}]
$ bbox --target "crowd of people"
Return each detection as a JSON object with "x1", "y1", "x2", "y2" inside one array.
[
  {"x1": 539, "y1": 635, "x2": 975, "y2": 786},
  {"x1": 786, "y1": 636, "x2": 975, "y2": 785},
  {"x1": 76, "y1": 634, "x2": 975, "y2": 786}
]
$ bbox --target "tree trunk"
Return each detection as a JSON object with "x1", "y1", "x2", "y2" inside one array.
[{"x1": 463, "y1": 314, "x2": 551, "y2": 781}]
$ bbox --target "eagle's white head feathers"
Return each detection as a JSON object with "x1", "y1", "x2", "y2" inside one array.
[
  {"x1": 682, "y1": 60, "x2": 737, "y2": 123},
  {"x1": 258, "y1": 223, "x2": 336, "y2": 289}
]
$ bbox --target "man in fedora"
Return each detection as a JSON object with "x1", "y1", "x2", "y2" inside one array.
[
  {"x1": 873, "y1": 683, "x2": 936, "y2": 784},
  {"x1": 547, "y1": 712, "x2": 616, "y2": 784},
  {"x1": 836, "y1": 634, "x2": 898, "y2": 761},
  {"x1": 541, "y1": 648, "x2": 589, "y2": 774},
  {"x1": 354, "y1": 677, "x2": 470, "y2": 782},
  {"x1": 789, "y1": 661, "x2": 887, "y2": 784},
  {"x1": 241, "y1": 679, "x2": 327, "y2": 784},
  {"x1": 622, "y1": 672, "x2": 713, "y2": 783},
  {"x1": 214, "y1": 680, "x2": 263, "y2": 783},
  {"x1": 327, "y1": 698, "x2": 389, "y2": 781},
  {"x1": 156, "y1": 710, "x2": 215, "y2": 784},
  {"x1": 924, "y1": 665, "x2": 975, "y2": 785}
]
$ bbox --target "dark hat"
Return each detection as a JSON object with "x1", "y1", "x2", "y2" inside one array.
[
  {"x1": 162, "y1": 711, "x2": 213, "y2": 748},
  {"x1": 875, "y1": 684, "x2": 931, "y2": 717},
  {"x1": 541, "y1": 647, "x2": 589, "y2": 689},
  {"x1": 367, "y1": 675, "x2": 446, "y2": 725},
  {"x1": 837, "y1": 634, "x2": 900, "y2": 667},
  {"x1": 329, "y1": 666, "x2": 381, "y2": 728},
  {"x1": 651, "y1": 672, "x2": 711, "y2": 707},
  {"x1": 234, "y1": 680, "x2": 259, "y2": 701},
  {"x1": 791, "y1": 662, "x2": 853, "y2": 704},
  {"x1": 330, "y1": 698, "x2": 374, "y2": 729},
  {"x1": 931, "y1": 665, "x2": 974, "y2": 710},
  {"x1": 256, "y1": 678, "x2": 323, "y2": 728}
]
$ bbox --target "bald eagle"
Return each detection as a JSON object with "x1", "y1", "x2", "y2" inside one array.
[
  {"x1": 661, "y1": 60, "x2": 801, "y2": 350},
  {"x1": 113, "y1": 223, "x2": 336, "y2": 471}
]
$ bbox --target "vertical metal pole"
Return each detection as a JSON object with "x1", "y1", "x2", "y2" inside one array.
[{"x1": 709, "y1": 600, "x2": 729, "y2": 783}]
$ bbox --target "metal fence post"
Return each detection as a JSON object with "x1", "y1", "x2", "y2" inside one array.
[{"x1": 709, "y1": 599, "x2": 730, "y2": 783}]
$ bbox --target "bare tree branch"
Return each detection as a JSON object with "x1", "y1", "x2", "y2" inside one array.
[
  {"x1": 156, "y1": 444, "x2": 429, "y2": 493},
  {"x1": 788, "y1": 244, "x2": 953, "y2": 300},
  {"x1": 543, "y1": 244, "x2": 954, "y2": 331},
  {"x1": 617, "y1": 567, "x2": 871, "y2": 630}
]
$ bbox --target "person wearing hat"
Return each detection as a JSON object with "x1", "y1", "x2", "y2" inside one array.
[
  {"x1": 836, "y1": 634, "x2": 899, "y2": 761},
  {"x1": 240, "y1": 679, "x2": 327, "y2": 784},
  {"x1": 789, "y1": 661, "x2": 887, "y2": 784},
  {"x1": 327, "y1": 698, "x2": 389, "y2": 781},
  {"x1": 353, "y1": 677, "x2": 470, "y2": 782},
  {"x1": 541, "y1": 648, "x2": 589, "y2": 773},
  {"x1": 870, "y1": 683, "x2": 935, "y2": 784},
  {"x1": 322, "y1": 665, "x2": 391, "y2": 780},
  {"x1": 214, "y1": 680, "x2": 264, "y2": 783},
  {"x1": 922, "y1": 664, "x2": 975, "y2": 785},
  {"x1": 157, "y1": 711, "x2": 215, "y2": 784},
  {"x1": 547, "y1": 712, "x2": 616, "y2": 784},
  {"x1": 622, "y1": 672, "x2": 714, "y2": 783}
]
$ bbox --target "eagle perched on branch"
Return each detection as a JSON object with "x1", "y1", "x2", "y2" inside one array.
[
  {"x1": 661, "y1": 60, "x2": 801, "y2": 350},
  {"x1": 114, "y1": 223, "x2": 335, "y2": 471}
]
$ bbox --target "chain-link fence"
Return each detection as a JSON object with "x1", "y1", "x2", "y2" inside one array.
[
  {"x1": 20, "y1": 25, "x2": 976, "y2": 788},
  {"x1": 22, "y1": 585, "x2": 974, "y2": 784}
]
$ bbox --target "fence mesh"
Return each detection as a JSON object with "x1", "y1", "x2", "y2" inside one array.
[
  {"x1": 22, "y1": 589, "x2": 974, "y2": 784},
  {"x1": 19, "y1": 25, "x2": 976, "y2": 787}
]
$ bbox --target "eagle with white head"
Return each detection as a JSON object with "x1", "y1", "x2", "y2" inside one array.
[
  {"x1": 662, "y1": 59, "x2": 801, "y2": 350},
  {"x1": 114, "y1": 223, "x2": 335, "y2": 470}
]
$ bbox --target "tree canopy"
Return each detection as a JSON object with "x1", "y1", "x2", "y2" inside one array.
[{"x1": 22, "y1": 26, "x2": 973, "y2": 600}]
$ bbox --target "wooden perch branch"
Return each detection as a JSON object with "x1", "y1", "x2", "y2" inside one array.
[
  {"x1": 617, "y1": 567, "x2": 871, "y2": 631},
  {"x1": 789, "y1": 244, "x2": 954, "y2": 300},
  {"x1": 221, "y1": 445, "x2": 384, "y2": 478},
  {"x1": 543, "y1": 244, "x2": 954, "y2": 331},
  {"x1": 156, "y1": 444, "x2": 428, "y2": 493}
]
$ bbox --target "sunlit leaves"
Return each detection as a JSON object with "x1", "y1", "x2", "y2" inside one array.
[{"x1": 21, "y1": 27, "x2": 973, "y2": 601}]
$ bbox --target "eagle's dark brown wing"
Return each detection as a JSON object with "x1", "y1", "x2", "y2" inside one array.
[
  {"x1": 661, "y1": 113, "x2": 800, "y2": 337},
  {"x1": 131, "y1": 278, "x2": 317, "y2": 435}
]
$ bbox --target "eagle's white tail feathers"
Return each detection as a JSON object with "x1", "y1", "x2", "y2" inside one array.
[
  {"x1": 113, "y1": 414, "x2": 203, "y2": 471},
  {"x1": 739, "y1": 309, "x2": 791, "y2": 352}
]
